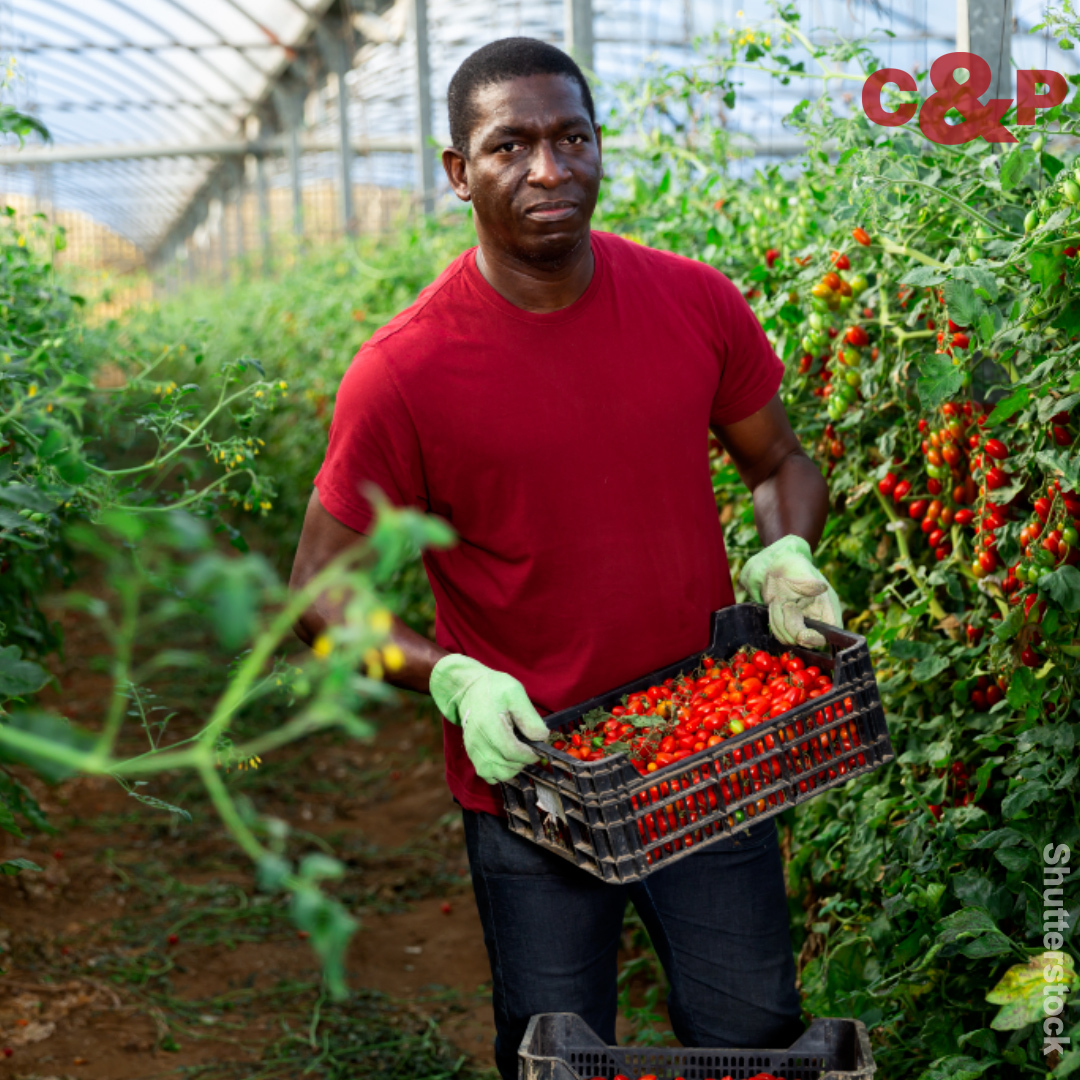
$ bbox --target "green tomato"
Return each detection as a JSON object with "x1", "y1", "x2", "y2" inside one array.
[
  {"x1": 801, "y1": 335, "x2": 816, "y2": 354},
  {"x1": 1025, "y1": 208, "x2": 1039, "y2": 233},
  {"x1": 1064, "y1": 180, "x2": 1080, "y2": 205},
  {"x1": 1062, "y1": 526, "x2": 1079, "y2": 547},
  {"x1": 848, "y1": 274, "x2": 868, "y2": 296},
  {"x1": 1034, "y1": 134, "x2": 1046, "y2": 152},
  {"x1": 809, "y1": 311, "x2": 826, "y2": 331},
  {"x1": 845, "y1": 369, "x2": 862, "y2": 388},
  {"x1": 1074, "y1": 166, "x2": 1080, "y2": 185},
  {"x1": 1036, "y1": 547, "x2": 1057, "y2": 567},
  {"x1": 1015, "y1": 564, "x2": 1028, "y2": 584},
  {"x1": 840, "y1": 347, "x2": 860, "y2": 366},
  {"x1": 827, "y1": 398, "x2": 845, "y2": 421},
  {"x1": 1028, "y1": 564, "x2": 1045, "y2": 581},
  {"x1": 837, "y1": 294, "x2": 854, "y2": 311},
  {"x1": 837, "y1": 382, "x2": 857, "y2": 405}
]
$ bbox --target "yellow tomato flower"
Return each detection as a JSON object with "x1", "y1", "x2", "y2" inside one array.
[
  {"x1": 312, "y1": 634, "x2": 333, "y2": 658},
  {"x1": 382, "y1": 644, "x2": 406, "y2": 671},
  {"x1": 27, "y1": 383, "x2": 37, "y2": 397},
  {"x1": 364, "y1": 647, "x2": 384, "y2": 681},
  {"x1": 369, "y1": 608, "x2": 393, "y2": 633}
]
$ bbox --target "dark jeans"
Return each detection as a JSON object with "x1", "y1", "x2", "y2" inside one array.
[{"x1": 462, "y1": 809, "x2": 803, "y2": 1080}]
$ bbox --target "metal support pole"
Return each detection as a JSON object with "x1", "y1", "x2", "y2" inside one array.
[
  {"x1": 288, "y1": 108, "x2": 303, "y2": 240},
  {"x1": 255, "y1": 152, "x2": 272, "y2": 274},
  {"x1": 411, "y1": 0, "x2": 435, "y2": 214},
  {"x1": 317, "y1": 24, "x2": 356, "y2": 235},
  {"x1": 956, "y1": 0, "x2": 1012, "y2": 101},
  {"x1": 334, "y1": 55, "x2": 355, "y2": 234},
  {"x1": 564, "y1": 0, "x2": 594, "y2": 71},
  {"x1": 273, "y1": 85, "x2": 305, "y2": 240},
  {"x1": 234, "y1": 161, "x2": 246, "y2": 262},
  {"x1": 216, "y1": 185, "x2": 228, "y2": 282}
]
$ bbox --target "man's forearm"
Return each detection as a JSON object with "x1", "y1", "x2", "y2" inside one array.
[{"x1": 751, "y1": 450, "x2": 829, "y2": 549}]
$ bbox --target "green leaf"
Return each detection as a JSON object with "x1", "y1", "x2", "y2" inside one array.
[
  {"x1": 0, "y1": 483, "x2": 57, "y2": 513},
  {"x1": 1035, "y1": 450, "x2": 1080, "y2": 490},
  {"x1": 1039, "y1": 565, "x2": 1080, "y2": 612},
  {"x1": 1000, "y1": 148, "x2": 1034, "y2": 191},
  {"x1": 916, "y1": 1055, "x2": 996, "y2": 1080},
  {"x1": 954, "y1": 265, "x2": 1001, "y2": 302},
  {"x1": 916, "y1": 354, "x2": 966, "y2": 410},
  {"x1": 935, "y1": 906, "x2": 1014, "y2": 961},
  {"x1": 987, "y1": 955, "x2": 1078, "y2": 1030},
  {"x1": 1030, "y1": 249, "x2": 1066, "y2": 290},
  {"x1": 290, "y1": 885, "x2": 358, "y2": 1001},
  {"x1": 1005, "y1": 665, "x2": 1036, "y2": 708},
  {"x1": 778, "y1": 303, "x2": 803, "y2": 324},
  {"x1": 0, "y1": 646, "x2": 50, "y2": 700},
  {"x1": 912, "y1": 654, "x2": 951, "y2": 682},
  {"x1": 944, "y1": 280, "x2": 982, "y2": 326},
  {"x1": 898, "y1": 266, "x2": 946, "y2": 287},
  {"x1": 889, "y1": 639, "x2": 935, "y2": 662},
  {"x1": 127, "y1": 791, "x2": 192, "y2": 823},
  {"x1": 1, "y1": 857, "x2": 43, "y2": 876},
  {"x1": 994, "y1": 847, "x2": 1031, "y2": 872},
  {"x1": 1001, "y1": 780, "x2": 1050, "y2": 817},
  {"x1": 986, "y1": 386, "x2": 1030, "y2": 425},
  {"x1": 994, "y1": 605, "x2": 1025, "y2": 644},
  {"x1": 1040, "y1": 392, "x2": 1080, "y2": 422},
  {"x1": 1052, "y1": 301, "x2": 1080, "y2": 336}
]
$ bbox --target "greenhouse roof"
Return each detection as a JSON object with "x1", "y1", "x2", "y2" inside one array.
[{"x1": 1, "y1": 0, "x2": 1077, "y2": 260}]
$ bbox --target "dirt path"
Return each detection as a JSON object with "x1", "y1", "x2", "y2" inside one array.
[
  {"x1": 1, "y1": 587, "x2": 674, "y2": 1080},
  {"x1": 1, "y1": 607, "x2": 499, "y2": 1079}
]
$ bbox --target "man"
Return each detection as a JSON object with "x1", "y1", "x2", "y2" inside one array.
[{"x1": 290, "y1": 36, "x2": 840, "y2": 1080}]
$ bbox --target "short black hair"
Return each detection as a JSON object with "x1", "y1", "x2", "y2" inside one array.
[{"x1": 447, "y1": 37, "x2": 595, "y2": 156}]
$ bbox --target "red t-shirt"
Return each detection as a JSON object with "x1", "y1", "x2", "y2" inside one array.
[{"x1": 315, "y1": 231, "x2": 784, "y2": 815}]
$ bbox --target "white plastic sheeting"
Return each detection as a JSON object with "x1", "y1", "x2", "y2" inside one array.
[{"x1": 1, "y1": 0, "x2": 1077, "y2": 253}]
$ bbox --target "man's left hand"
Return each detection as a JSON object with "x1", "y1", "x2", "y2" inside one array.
[{"x1": 739, "y1": 534, "x2": 842, "y2": 648}]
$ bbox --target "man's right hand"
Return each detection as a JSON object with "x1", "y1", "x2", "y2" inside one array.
[{"x1": 429, "y1": 655, "x2": 551, "y2": 783}]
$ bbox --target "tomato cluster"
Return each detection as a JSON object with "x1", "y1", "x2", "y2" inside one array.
[
  {"x1": 552, "y1": 647, "x2": 834, "y2": 774},
  {"x1": 928, "y1": 759, "x2": 978, "y2": 822},
  {"x1": 797, "y1": 237, "x2": 872, "y2": 422},
  {"x1": 547, "y1": 648, "x2": 867, "y2": 862}
]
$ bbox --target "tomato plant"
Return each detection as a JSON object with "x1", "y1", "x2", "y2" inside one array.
[{"x1": 597, "y1": 5, "x2": 1080, "y2": 1076}]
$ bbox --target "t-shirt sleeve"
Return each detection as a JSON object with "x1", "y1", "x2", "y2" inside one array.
[
  {"x1": 313, "y1": 345, "x2": 427, "y2": 535},
  {"x1": 706, "y1": 269, "x2": 786, "y2": 427}
]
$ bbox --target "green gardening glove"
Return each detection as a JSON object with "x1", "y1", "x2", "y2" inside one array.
[
  {"x1": 739, "y1": 534, "x2": 842, "y2": 649},
  {"x1": 429, "y1": 654, "x2": 551, "y2": 783}
]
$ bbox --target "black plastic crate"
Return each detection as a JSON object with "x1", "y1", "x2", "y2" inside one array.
[
  {"x1": 518, "y1": 1013, "x2": 876, "y2": 1080},
  {"x1": 501, "y1": 604, "x2": 892, "y2": 883}
]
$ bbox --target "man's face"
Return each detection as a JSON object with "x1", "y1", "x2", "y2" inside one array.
[{"x1": 444, "y1": 73, "x2": 602, "y2": 267}]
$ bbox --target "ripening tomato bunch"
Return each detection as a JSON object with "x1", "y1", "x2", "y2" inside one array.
[
  {"x1": 1009, "y1": 480, "x2": 1080, "y2": 591},
  {"x1": 876, "y1": 400, "x2": 988, "y2": 563},
  {"x1": 552, "y1": 647, "x2": 835, "y2": 775},
  {"x1": 797, "y1": 240, "x2": 872, "y2": 422},
  {"x1": 928, "y1": 759, "x2": 978, "y2": 821}
]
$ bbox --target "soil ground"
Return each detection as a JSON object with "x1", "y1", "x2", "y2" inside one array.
[{"x1": 0, "y1": 592, "x2": 670, "y2": 1080}]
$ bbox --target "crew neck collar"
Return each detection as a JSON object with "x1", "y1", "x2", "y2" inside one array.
[{"x1": 463, "y1": 233, "x2": 606, "y2": 325}]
